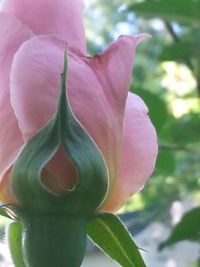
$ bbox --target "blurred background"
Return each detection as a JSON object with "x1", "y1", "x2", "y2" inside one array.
[{"x1": 0, "y1": 0, "x2": 200, "y2": 266}]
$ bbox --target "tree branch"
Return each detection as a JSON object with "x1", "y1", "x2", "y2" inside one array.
[{"x1": 164, "y1": 22, "x2": 200, "y2": 97}]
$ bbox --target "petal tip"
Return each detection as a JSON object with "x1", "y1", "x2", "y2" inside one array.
[{"x1": 135, "y1": 33, "x2": 152, "y2": 43}]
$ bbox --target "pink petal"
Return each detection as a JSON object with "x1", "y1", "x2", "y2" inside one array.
[
  {"x1": 10, "y1": 35, "x2": 147, "y2": 195},
  {"x1": 0, "y1": 13, "x2": 33, "y2": 200},
  {"x1": 80, "y1": 34, "x2": 150, "y2": 189},
  {"x1": 2, "y1": 0, "x2": 86, "y2": 54},
  {"x1": 102, "y1": 92, "x2": 158, "y2": 212},
  {"x1": 41, "y1": 147, "x2": 78, "y2": 195},
  {"x1": 87, "y1": 34, "x2": 150, "y2": 111}
]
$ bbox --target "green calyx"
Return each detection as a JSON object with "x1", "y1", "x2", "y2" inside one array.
[{"x1": 11, "y1": 50, "x2": 109, "y2": 215}]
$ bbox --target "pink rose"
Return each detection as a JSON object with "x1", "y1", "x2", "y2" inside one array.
[{"x1": 0, "y1": 0, "x2": 157, "y2": 211}]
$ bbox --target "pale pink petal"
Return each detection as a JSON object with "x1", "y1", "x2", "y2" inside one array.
[
  {"x1": 0, "y1": 13, "x2": 33, "y2": 200},
  {"x1": 10, "y1": 35, "x2": 147, "y2": 195},
  {"x1": 87, "y1": 34, "x2": 150, "y2": 111},
  {"x1": 41, "y1": 147, "x2": 78, "y2": 195},
  {"x1": 2, "y1": 0, "x2": 86, "y2": 53},
  {"x1": 102, "y1": 92, "x2": 158, "y2": 212},
  {"x1": 80, "y1": 34, "x2": 150, "y2": 189}
]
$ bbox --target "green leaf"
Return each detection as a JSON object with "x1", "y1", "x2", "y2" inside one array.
[
  {"x1": 7, "y1": 222, "x2": 26, "y2": 267},
  {"x1": 133, "y1": 88, "x2": 168, "y2": 133},
  {"x1": 129, "y1": 0, "x2": 200, "y2": 24},
  {"x1": 88, "y1": 213, "x2": 146, "y2": 267},
  {"x1": 159, "y1": 207, "x2": 200, "y2": 250},
  {"x1": 160, "y1": 42, "x2": 195, "y2": 62}
]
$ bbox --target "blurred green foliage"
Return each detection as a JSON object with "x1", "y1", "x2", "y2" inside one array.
[
  {"x1": 85, "y1": 0, "x2": 200, "y2": 258},
  {"x1": 129, "y1": 0, "x2": 200, "y2": 24},
  {"x1": 159, "y1": 207, "x2": 200, "y2": 250}
]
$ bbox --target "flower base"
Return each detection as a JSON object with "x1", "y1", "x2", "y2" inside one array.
[{"x1": 21, "y1": 213, "x2": 88, "y2": 267}]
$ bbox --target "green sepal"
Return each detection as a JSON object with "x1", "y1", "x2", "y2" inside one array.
[
  {"x1": 0, "y1": 203, "x2": 12, "y2": 219},
  {"x1": 7, "y1": 222, "x2": 26, "y2": 267},
  {"x1": 0, "y1": 203, "x2": 19, "y2": 220},
  {"x1": 88, "y1": 212, "x2": 146, "y2": 267},
  {"x1": 11, "y1": 50, "x2": 108, "y2": 215}
]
